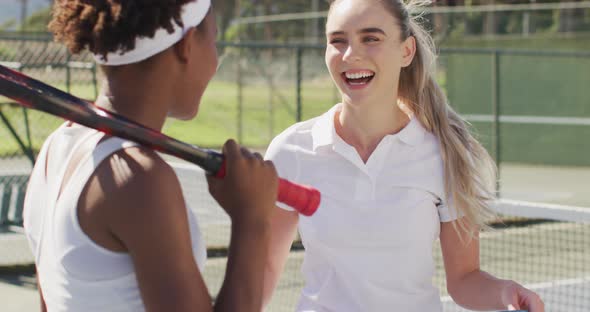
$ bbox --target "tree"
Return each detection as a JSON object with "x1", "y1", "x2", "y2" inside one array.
[
  {"x1": 558, "y1": 0, "x2": 585, "y2": 32},
  {"x1": 214, "y1": 0, "x2": 240, "y2": 42},
  {"x1": 20, "y1": 6, "x2": 51, "y2": 32},
  {"x1": 0, "y1": 19, "x2": 17, "y2": 31}
]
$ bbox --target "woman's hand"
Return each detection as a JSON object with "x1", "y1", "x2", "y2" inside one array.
[
  {"x1": 207, "y1": 139, "x2": 278, "y2": 227},
  {"x1": 501, "y1": 281, "x2": 544, "y2": 312}
]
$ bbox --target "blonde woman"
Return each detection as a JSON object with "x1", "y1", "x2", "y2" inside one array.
[{"x1": 263, "y1": 0, "x2": 544, "y2": 311}]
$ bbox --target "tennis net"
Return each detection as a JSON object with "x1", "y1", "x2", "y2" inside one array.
[{"x1": 172, "y1": 162, "x2": 590, "y2": 312}]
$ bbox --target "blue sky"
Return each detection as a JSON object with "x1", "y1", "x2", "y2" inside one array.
[{"x1": 0, "y1": 0, "x2": 50, "y2": 29}]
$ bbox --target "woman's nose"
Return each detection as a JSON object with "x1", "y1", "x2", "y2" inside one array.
[{"x1": 342, "y1": 44, "x2": 361, "y2": 63}]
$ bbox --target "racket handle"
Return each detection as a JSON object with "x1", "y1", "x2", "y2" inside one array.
[
  {"x1": 277, "y1": 178, "x2": 320, "y2": 216},
  {"x1": 214, "y1": 159, "x2": 320, "y2": 216}
]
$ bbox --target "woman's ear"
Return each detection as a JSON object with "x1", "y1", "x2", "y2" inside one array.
[
  {"x1": 401, "y1": 36, "x2": 416, "y2": 68},
  {"x1": 173, "y1": 28, "x2": 197, "y2": 64}
]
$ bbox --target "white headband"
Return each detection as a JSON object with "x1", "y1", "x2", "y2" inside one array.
[{"x1": 93, "y1": 0, "x2": 211, "y2": 66}]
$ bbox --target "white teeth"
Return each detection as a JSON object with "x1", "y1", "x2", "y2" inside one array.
[{"x1": 345, "y1": 71, "x2": 374, "y2": 79}]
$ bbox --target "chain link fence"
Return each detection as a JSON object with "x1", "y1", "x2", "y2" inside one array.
[
  {"x1": 0, "y1": 31, "x2": 589, "y2": 311},
  {"x1": 0, "y1": 32, "x2": 97, "y2": 167},
  {"x1": 1, "y1": 32, "x2": 589, "y2": 228}
]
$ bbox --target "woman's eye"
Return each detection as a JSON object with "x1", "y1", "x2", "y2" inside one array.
[
  {"x1": 329, "y1": 38, "x2": 346, "y2": 44},
  {"x1": 364, "y1": 37, "x2": 379, "y2": 42}
]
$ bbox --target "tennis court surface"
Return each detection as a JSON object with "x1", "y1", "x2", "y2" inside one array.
[{"x1": 0, "y1": 161, "x2": 587, "y2": 311}]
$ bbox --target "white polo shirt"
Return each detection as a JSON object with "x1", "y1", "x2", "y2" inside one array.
[{"x1": 265, "y1": 104, "x2": 458, "y2": 312}]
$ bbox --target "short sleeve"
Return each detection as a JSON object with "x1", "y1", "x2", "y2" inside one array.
[
  {"x1": 437, "y1": 195, "x2": 460, "y2": 222},
  {"x1": 265, "y1": 132, "x2": 299, "y2": 212},
  {"x1": 437, "y1": 168, "x2": 495, "y2": 223}
]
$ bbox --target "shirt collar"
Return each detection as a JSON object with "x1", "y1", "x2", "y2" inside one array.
[
  {"x1": 311, "y1": 104, "x2": 427, "y2": 151},
  {"x1": 311, "y1": 104, "x2": 340, "y2": 151},
  {"x1": 395, "y1": 115, "x2": 426, "y2": 146}
]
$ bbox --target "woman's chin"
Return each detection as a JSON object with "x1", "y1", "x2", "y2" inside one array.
[{"x1": 169, "y1": 105, "x2": 200, "y2": 121}]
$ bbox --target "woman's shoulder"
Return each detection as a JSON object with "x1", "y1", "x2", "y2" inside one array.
[
  {"x1": 97, "y1": 145, "x2": 178, "y2": 193},
  {"x1": 269, "y1": 106, "x2": 337, "y2": 151},
  {"x1": 267, "y1": 117, "x2": 320, "y2": 152},
  {"x1": 82, "y1": 145, "x2": 195, "y2": 263},
  {"x1": 278, "y1": 116, "x2": 322, "y2": 139},
  {"x1": 87, "y1": 145, "x2": 184, "y2": 219}
]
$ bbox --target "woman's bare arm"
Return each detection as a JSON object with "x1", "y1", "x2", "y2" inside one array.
[{"x1": 262, "y1": 208, "x2": 299, "y2": 307}]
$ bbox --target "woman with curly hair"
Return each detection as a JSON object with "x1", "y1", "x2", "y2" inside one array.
[{"x1": 23, "y1": 1, "x2": 278, "y2": 311}]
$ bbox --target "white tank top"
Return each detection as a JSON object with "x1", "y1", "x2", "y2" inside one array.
[{"x1": 23, "y1": 124, "x2": 207, "y2": 312}]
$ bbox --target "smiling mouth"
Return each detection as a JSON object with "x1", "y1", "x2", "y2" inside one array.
[{"x1": 341, "y1": 71, "x2": 375, "y2": 86}]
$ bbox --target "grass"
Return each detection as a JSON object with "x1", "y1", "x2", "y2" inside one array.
[
  {"x1": 0, "y1": 103, "x2": 61, "y2": 157},
  {"x1": 0, "y1": 82, "x2": 98, "y2": 157},
  {"x1": 3, "y1": 70, "x2": 589, "y2": 166},
  {"x1": 2, "y1": 34, "x2": 589, "y2": 165},
  {"x1": 163, "y1": 80, "x2": 337, "y2": 148},
  {"x1": 0, "y1": 80, "x2": 337, "y2": 156}
]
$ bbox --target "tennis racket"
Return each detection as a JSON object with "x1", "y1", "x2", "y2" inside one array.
[{"x1": 0, "y1": 64, "x2": 320, "y2": 216}]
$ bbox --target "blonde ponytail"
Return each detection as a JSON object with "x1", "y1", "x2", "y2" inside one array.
[{"x1": 400, "y1": 1, "x2": 497, "y2": 237}]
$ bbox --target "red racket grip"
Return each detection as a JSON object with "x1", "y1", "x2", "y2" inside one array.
[
  {"x1": 215, "y1": 160, "x2": 320, "y2": 216},
  {"x1": 277, "y1": 178, "x2": 320, "y2": 216}
]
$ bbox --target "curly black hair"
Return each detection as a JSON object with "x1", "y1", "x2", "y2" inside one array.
[{"x1": 49, "y1": 0, "x2": 195, "y2": 60}]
